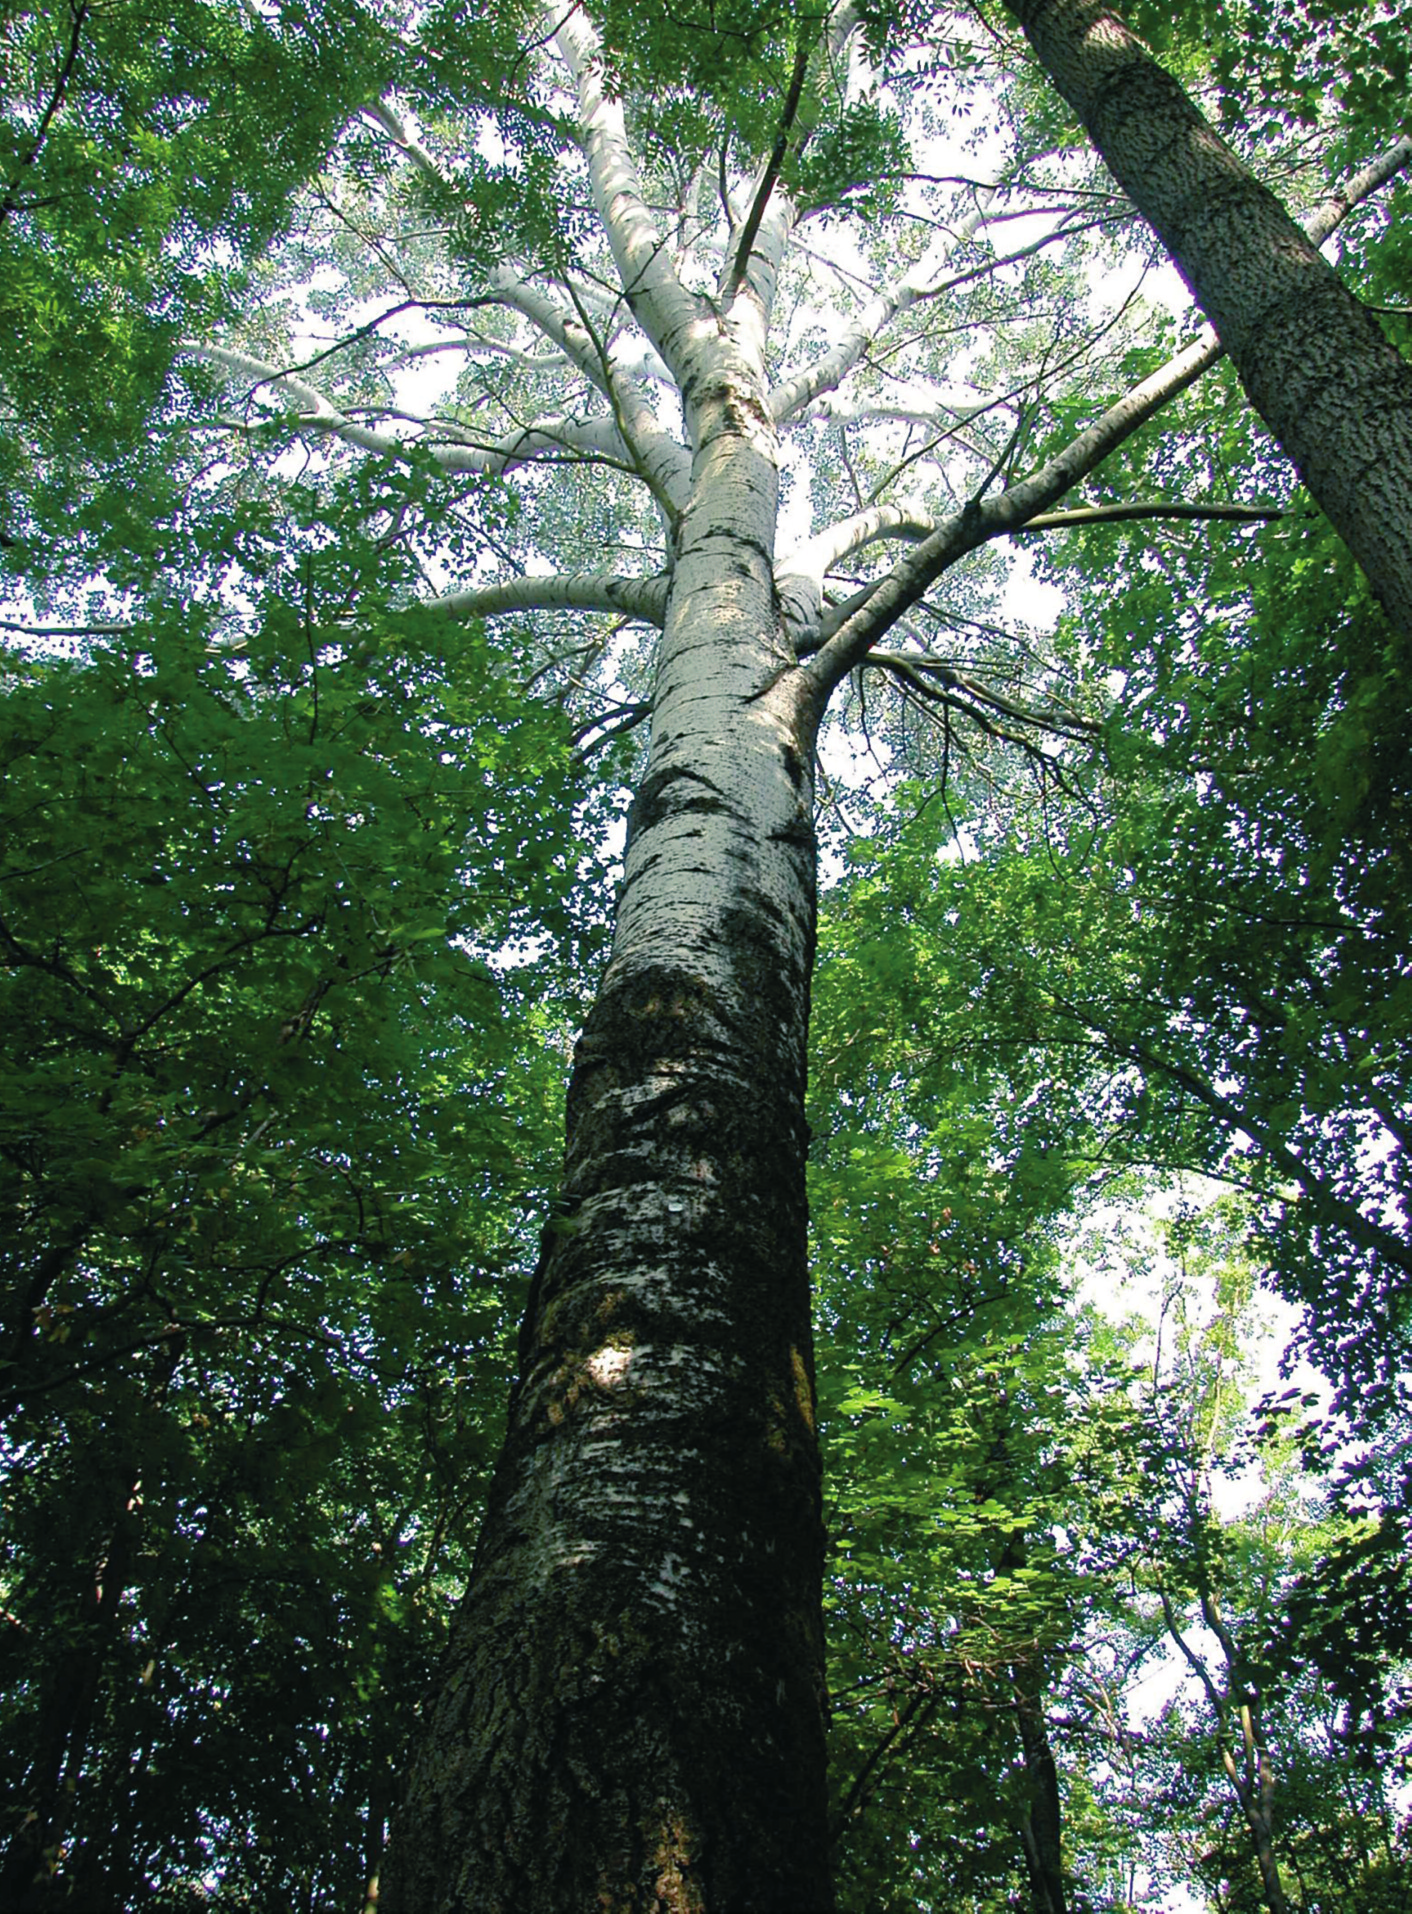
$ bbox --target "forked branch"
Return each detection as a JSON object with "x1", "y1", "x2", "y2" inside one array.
[{"x1": 802, "y1": 136, "x2": 1412, "y2": 698}]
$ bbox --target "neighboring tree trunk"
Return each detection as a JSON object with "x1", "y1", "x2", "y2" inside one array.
[
  {"x1": 1224, "y1": 1720, "x2": 1290, "y2": 1914},
  {"x1": 360, "y1": 1753, "x2": 394, "y2": 1914},
  {"x1": 0, "y1": 1466, "x2": 140, "y2": 1914},
  {"x1": 1014, "y1": 1680, "x2": 1067, "y2": 1914},
  {"x1": 1001, "y1": 0, "x2": 1412, "y2": 636}
]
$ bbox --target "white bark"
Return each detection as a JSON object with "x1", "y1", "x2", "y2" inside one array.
[
  {"x1": 802, "y1": 136, "x2": 1412, "y2": 691},
  {"x1": 489, "y1": 266, "x2": 691, "y2": 512},
  {"x1": 555, "y1": 10, "x2": 701, "y2": 381},
  {"x1": 187, "y1": 342, "x2": 636, "y2": 478},
  {"x1": 777, "y1": 505, "x2": 932, "y2": 638},
  {"x1": 769, "y1": 188, "x2": 996, "y2": 425},
  {"x1": 427, "y1": 572, "x2": 668, "y2": 627}
]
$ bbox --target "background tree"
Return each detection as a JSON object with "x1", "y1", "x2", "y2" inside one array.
[
  {"x1": 1089, "y1": 1195, "x2": 1412, "y2": 1914},
  {"x1": 0, "y1": 504, "x2": 599, "y2": 1905},
  {"x1": 1000, "y1": 0, "x2": 1412, "y2": 632}
]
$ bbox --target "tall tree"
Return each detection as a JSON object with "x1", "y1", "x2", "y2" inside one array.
[
  {"x1": 361, "y1": 13, "x2": 1404, "y2": 1901},
  {"x1": 5, "y1": 0, "x2": 1409, "y2": 1904}
]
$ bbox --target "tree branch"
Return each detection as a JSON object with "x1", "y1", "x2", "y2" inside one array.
[
  {"x1": 771, "y1": 202, "x2": 1126, "y2": 435},
  {"x1": 769, "y1": 185, "x2": 997, "y2": 424},
  {"x1": 188, "y1": 341, "x2": 653, "y2": 479},
  {"x1": 363, "y1": 97, "x2": 445, "y2": 186},
  {"x1": 424, "y1": 572, "x2": 669, "y2": 626},
  {"x1": 488, "y1": 265, "x2": 618, "y2": 396},
  {"x1": 720, "y1": 33, "x2": 813, "y2": 305},
  {"x1": 331, "y1": 91, "x2": 694, "y2": 509},
  {"x1": 560, "y1": 278, "x2": 690, "y2": 522},
  {"x1": 1016, "y1": 500, "x2": 1285, "y2": 533},
  {"x1": 777, "y1": 504, "x2": 934, "y2": 636},
  {"x1": 801, "y1": 136, "x2": 1411, "y2": 699},
  {"x1": 0, "y1": 619, "x2": 131, "y2": 638},
  {"x1": 865, "y1": 650, "x2": 1099, "y2": 739},
  {"x1": 1045, "y1": 994, "x2": 1412, "y2": 1282},
  {"x1": 786, "y1": 500, "x2": 1280, "y2": 637},
  {"x1": 554, "y1": 7, "x2": 701, "y2": 379},
  {"x1": 1, "y1": 0, "x2": 88, "y2": 223},
  {"x1": 276, "y1": 296, "x2": 498, "y2": 381},
  {"x1": 1158, "y1": 1588, "x2": 1226, "y2": 1719}
]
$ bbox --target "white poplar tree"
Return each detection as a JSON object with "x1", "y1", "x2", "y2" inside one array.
[{"x1": 178, "y1": 3, "x2": 1409, "y2": 1902}]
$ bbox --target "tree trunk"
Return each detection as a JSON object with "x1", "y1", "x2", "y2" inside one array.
[
  {"x1": 1001, "y1": 0, "x2": 1412, "y2": 636},
  {"x1": 0, "y1": 1468, "x2": 140, "y2": 1913},
  {"x1": 381, "y1": 317, "x2": 833, "y2": 1907},
  {"x1": 987, "y1": 1457, "x2": 1067, "y2": 1914},
  {"x1": 1014, "y1": 1680, "x2": 1067, "y2": 1914},
  {"x1": 1222, "y1": 1727, "x2": 1290, "y2": 1914}
]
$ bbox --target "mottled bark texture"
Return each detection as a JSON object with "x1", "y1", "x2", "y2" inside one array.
[
  {"x1": 380, "y1": 145, "x2": 834, "y2": 1890},
  {"x1": 379, "y1": 652, "x2": 829, "y2": 1911},
  {"x1": 1002, "y1": 0, "x2": 1412, "y2": 636}
]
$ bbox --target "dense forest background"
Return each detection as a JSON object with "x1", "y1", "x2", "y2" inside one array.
[{"x1": 2, "y1": 0, "x2": 1410, "y2": 1907}]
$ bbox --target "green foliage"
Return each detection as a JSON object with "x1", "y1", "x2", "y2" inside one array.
[
  {"x1": 810, "y1": 844, "x2": 1151, "y2": 1909},
  {"x1": 595, "y1": 0, "x2": 804, "y2": 103},
  {"x1": 1037, "y1": 496, "x2": 1412, "y2": 1419},
  {"x1": 0, "y1": 0, "x2": 393, "y2": 452},
  {"x1": 0, "y1": 560, "x2": 592, "y2": 1901},
  {"x1": 807, "y1": 686, "x2": 1411, "y2": 1898},
  {"x1": 1123, "y1": 0, "x2": 1412, "y2": 156},
  {"x1": 788, "y1": 101, "x2": 913, "y2": 217},
  {"x1": 1109, "y1": 1197, "x2": 1412, "y2": 1912}
]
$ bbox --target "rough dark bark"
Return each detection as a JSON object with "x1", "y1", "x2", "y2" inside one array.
[
  {"x1": 381, "y1": 389, "x2": 833, "y2": 1905},
  {"x1": 1014, "y1": 1680, "x2": 1067, "y2": 1914},
  {"x1": 379, "y1": 701, "x2": 830, "y2": 1908},
  {"x1": 0, "y1": 1469, "x2": 139, "y2": 1914},
  {"x1": 1001, "y1": 0, "x2": 1412, "y2": 636}
]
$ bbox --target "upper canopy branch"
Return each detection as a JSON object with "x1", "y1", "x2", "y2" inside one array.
[
  {"x1": 189, "y1": 342, "x2": 655, "y2": 480},
  {"x1": 801, "y1": 135, "x2": 1412, "y2": 701},
  {"x1": 558, "y1": 276, "x2": 692, "y2": 519},
  {"x1": 770, "y1": 195, "x2": 1132, "y2": 447},
  {"x1": 720, "y1": 36, "x2": 811, "y2": 306},
  {"x1": 190, "y1": 343, "x2": 429, "y2": 462},
  {"x1": 769, "y1": 187, "x2": 997, "y2": 426},
  {"x1": 781, "y1": 205, "x2": 1131, "y2": 426},
  {"x1": 554, "y1": 7, "x2": 701, "y2": 381},
  {"x1": 488, "y1": 265, "x2": 618, "y2": 397},
  {"x1": 778, "y1": 504, "x2": 933, "y2": 637},
  {"x1": 339, "y1": 98, "x2": 691, "y2": 507},
  {"x1": 363, "y1": 97, "x2": 446, "y2": 187}
]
